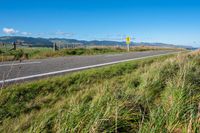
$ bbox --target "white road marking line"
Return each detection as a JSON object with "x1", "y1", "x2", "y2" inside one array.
[
  {"x1": 0, "y1": 52, "x2": 180, "y2": 84},
  {"x1": 105, "y1": 54, "x2": 124, "y2": 57},
  {"x1": 0, "y1": 61, "x2": 41, "y2": 67}
]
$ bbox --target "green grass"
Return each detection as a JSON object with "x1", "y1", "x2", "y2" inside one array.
[
  {"x1": 0, "y1": 51, "x2": 199, "y2": 132},
  {"x1": 0, "y1": 46, "x2": 183, "y2": 62},
  {"x1": 30, "y1": 47, "x2": 126, "y2": 59}
]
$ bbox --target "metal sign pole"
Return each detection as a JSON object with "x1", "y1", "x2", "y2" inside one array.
[
  {"x1": 127, "y1": 44, "x2": 130, "y2": 52},
  {"x1": 126, "y1": 36, "x2": 131, "y2": 52}
]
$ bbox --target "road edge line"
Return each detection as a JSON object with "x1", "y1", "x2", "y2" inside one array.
[{"x1": 0, "y1": 52, "x2": 180, "y2": 84}]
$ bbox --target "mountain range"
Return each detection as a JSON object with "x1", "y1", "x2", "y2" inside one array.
[{"x1": 0, "y1": 36, "x2": 196, "y2": 50}]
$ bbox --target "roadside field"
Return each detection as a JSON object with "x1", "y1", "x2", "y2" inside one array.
[
  {"x1": 0, "y1": 51, "x2": 199, "y2": 132},
  {"x1": 0, "y1": 45, "x2": 184, "y2": 62}
]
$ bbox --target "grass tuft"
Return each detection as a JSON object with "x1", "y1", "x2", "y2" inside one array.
[{"x1": 0, "y1": 51, "x2": 199, "y2": 132}]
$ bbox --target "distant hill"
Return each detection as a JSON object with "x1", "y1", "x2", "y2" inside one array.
[
  {"x1": 0, "y1": 36, "x2": 53, "y2": 47},
  {"x1": 0, "y1": 36, "x2": 196, "y2": 50}
]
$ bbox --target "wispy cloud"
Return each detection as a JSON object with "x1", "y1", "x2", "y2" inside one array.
[
  {"x1": 3, "y1": 27, "x2": 18, "y2": 34},
  {"x1": 2, "y1": 27, "x2": 33, "y2": 36},
  {"x1": 21, "y1": 32, "x2": 32, "y2": 36},
  {"x1": 91, "y1": 33, "x2": 134, "y2": 41},
  {"x1": 55, "y1": 31, "x2": 75, "y2": 37}
]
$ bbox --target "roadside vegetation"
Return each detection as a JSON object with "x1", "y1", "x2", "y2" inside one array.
[
  {"x1": 0, "y1": 46, "x2": 183, "y2": 62},
  {"x1": 0, "y1": 50, "x2": 199, "y2": 132}
]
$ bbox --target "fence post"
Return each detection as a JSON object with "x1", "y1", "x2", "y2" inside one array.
[{"x1": 13, "y1": 42, "x2": 16, "y2": 50}]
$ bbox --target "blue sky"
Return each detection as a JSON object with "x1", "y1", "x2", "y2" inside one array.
[{"x1": 0, "y1": 0, "x2": 200, "y2": 46}]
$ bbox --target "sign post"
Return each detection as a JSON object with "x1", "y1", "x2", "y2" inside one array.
[{"x1": 126, "y1": 36, "x2": 131, "y2": 52}]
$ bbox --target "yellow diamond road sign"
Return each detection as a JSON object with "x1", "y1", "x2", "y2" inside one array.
[{"x1": 126, "y1": 36, "x2": 131, "y2": 45}]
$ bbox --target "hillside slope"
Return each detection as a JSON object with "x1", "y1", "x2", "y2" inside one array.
[
  {"x1": 0, "y1": 51, "x2": 199, "y2": 132},
  {"x1": 0, "y1": 36, "x2": 195, "y2": 49},
  {"x1": 0, "y1": 36, "x2": 53, "y2": 47}
]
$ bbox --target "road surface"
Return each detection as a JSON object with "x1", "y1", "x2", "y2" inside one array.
[{"x1": 0, "y1": 50, "x2": 179, "y2": 85}]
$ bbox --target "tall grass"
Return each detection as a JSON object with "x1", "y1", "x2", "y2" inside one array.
[
  {"x1": 0, "y1": 46, "x2": 183, "y2": 62},
  {"x1": 0, "y1": 51, "x2": 199, "y2": 132}
]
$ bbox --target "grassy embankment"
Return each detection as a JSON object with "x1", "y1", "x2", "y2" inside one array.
[
  {"x1": 0, "y1": 46, "x2": 183, "y2": 62},
  {"x1": 0, "y1": 51, "x2": 199, "y2": 132}
]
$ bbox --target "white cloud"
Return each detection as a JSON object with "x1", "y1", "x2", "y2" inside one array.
[
  {"x1": 21, "y1": 32, "x2": 32, "y2": 35},
  {"x1": 3, "y1": 27, "x2": 18, "y2": 34},
  {"x1": 55, "y1": 31, "x2": 75, "y2": 37},
  {"x1": 35, "y1": 33, "x2": 45, "y2": 36},
  {"x1": 55, "y1": 31, "x2": 66, "y2": 35}
]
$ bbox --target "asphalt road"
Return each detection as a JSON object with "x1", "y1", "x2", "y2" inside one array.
[{"x1": 0, "y1": 50, "x2": 179, "y2": 84}]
